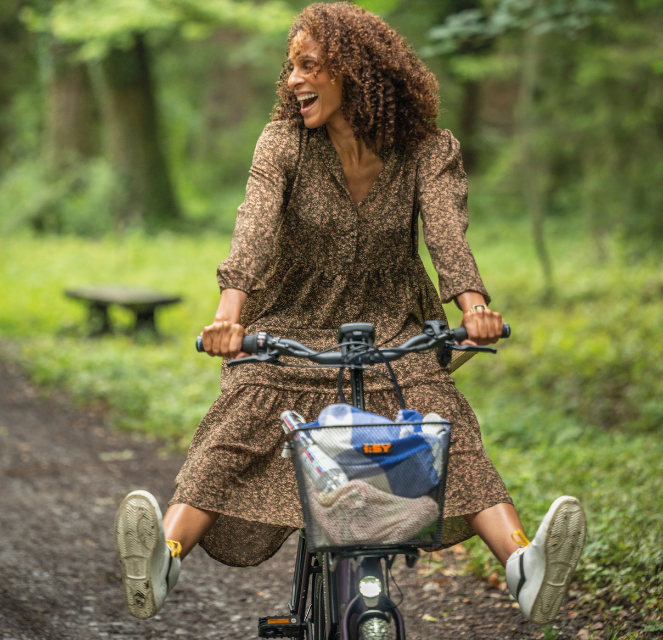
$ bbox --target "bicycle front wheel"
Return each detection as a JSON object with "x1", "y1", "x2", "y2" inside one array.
[{"x1": 358, "y1": 616, "x2": 393, "y2": 640}]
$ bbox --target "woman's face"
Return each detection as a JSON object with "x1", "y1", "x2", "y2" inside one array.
[{"x1": 287, "y1": 33, "x2": 343, "y2": 129}]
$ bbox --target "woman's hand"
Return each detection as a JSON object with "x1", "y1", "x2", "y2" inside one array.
[
  {"x1": 201, "y1": 321, "x2": 247, "y2": 359},
  {"x1": 456, "y1": 291, "x2": 504, "y2": 346},
  {"x1": 200, "y1": 289, "x2": 248, "y2": 359}
]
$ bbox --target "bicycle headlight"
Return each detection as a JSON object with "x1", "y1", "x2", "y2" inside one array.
[{"x1": 358, "y1": 576, "x2": 382, "y2": 598}]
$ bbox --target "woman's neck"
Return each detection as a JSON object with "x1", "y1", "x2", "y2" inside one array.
[{"x1": 325, "y1": 112, "x2": 379, "y2": 164}]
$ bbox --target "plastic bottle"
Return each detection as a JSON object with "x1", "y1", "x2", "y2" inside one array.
[{"x1": 280, "y1": 410, "x2": 349, "y2": 493}]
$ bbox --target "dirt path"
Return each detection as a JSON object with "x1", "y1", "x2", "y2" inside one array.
[{"x1": 0, "y1": 361, "x2": 592, "y2": 640}]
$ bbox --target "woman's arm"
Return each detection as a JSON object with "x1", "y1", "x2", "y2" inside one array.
[
  {"x1": 417, "y1": 130, "x2": 490, "y2": 306},
  {"x1": 456, "y1": 291, "x2": 503, "y2": 346},
  {"x1": 203, "y1": 123, "x2": 298, "y2": 359},
  {"x1": 200, "y1": 288, "x2": 248, "y2": 359},
  {"x1": 216, "y1": 122, "x2": 298, "y2": 295},
  {"x1": 416, "y1": 131, "x2": 504, "y2": 345}
]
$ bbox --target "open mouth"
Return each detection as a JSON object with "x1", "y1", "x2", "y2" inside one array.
[{"x1": 297, "y1": 92, "x2": 319, "y2": 113}]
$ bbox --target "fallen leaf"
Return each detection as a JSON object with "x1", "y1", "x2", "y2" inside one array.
[
  {"x1": 577, "y1": 630, "x2": 589, "y2": 640},
  {"x1": 450, "y1": 544, "x2": 468, "y2": 557},
  {"x1": 590, "y1": 622, "x2": 604, "y2": 631},
  {"x1": 99, "y1": 449, "x2": 135, "y2": 462},
  {"x1": 422, "y1": 614, "x2": 437, "y2": 622},
  {"x1": 567, "y1": 611, "x2": 579, "y2": 619},
  {"x1": 488, "y1": 572, "x2": 501, "y2": 589}
]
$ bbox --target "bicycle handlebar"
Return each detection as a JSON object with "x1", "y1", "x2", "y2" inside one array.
[{"x1": 195, "y1": 322, "x2": 510, "y2": 367}]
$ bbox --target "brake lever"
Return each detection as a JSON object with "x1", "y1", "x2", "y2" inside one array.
[
  {"x1": 436, "y1": 342, "x2": 497, "y2": 368},
  {"x1": 226, "y1": 351, "x2": 281, "y2": 367},
  {"x1": 450, "y1": 344, "x2": 497, "y2": 354}
]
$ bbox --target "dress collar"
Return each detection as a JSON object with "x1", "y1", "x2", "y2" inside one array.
[{"x1": 307, "y1": 126, "x2": 397, "y2": 207}]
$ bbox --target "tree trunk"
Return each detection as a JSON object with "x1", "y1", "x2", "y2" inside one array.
[
  {"x1": 101, "y1": 35, "x2": 179, "y2": 228},
  {"x1": 45, "y1": 42, "x2": 97, "y2": 169},
  {"x1": 197, "y1": 28, "x2": 256, "y2": 181},
  {"x1": 516, "y1": 27, "x2": 554, "y2": 297}
]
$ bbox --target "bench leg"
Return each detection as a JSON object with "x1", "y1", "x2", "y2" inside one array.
[
  {"x1": 134, "y1": 308, "x2": 157, "y2": 335},
  {"x1": 88, "y1": 303, "x2": 111, "y2": 336}
]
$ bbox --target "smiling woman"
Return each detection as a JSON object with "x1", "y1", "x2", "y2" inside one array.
[
  {"x1": 112, "y1": 2, "x2": 587, "y2": 630},
  {"x1": 274, "y1": 2, "x2": 440, "y2": 152}
]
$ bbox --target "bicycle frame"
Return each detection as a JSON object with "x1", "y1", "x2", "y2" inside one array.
[{"x1": 287, "y1": 327, "x2": 410, "y2": 640}]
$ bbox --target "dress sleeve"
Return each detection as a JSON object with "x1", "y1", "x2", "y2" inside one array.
[
  {"x1": 417, "y1": 129, "x2": 491, "y2": 305},
  {"x1": 216, "y1": 121, "x2": 299, "y2": 294}
]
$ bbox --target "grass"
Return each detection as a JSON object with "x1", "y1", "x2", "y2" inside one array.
[{"x1": 1, "y1": 221, "x2": 661, "y2": 625}]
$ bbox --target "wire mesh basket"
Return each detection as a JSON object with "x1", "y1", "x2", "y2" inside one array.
[{"x1": 289, "y1": 420, "x2": 451, "y2": 553}]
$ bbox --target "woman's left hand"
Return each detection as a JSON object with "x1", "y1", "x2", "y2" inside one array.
[
  {"x1": 460, "y1": 306, "x2": 504, "y2": 346},
  {"x1": 456, "y1": 291, "x2": 503, "y2": 346}
]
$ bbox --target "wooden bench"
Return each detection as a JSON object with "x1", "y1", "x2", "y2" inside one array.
[{"x1": 65, "y1": 285, "x2": 182, "y2": 336}]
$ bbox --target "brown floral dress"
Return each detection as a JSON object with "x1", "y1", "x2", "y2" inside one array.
[{"x1": 170, "y1": 121, "x2": 512, "y2": 567}]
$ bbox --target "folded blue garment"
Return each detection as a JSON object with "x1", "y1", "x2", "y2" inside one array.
[{"x1": 299, "y1": 404, "x2": 448, "y2": 499}]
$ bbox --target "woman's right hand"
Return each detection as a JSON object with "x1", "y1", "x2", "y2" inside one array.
[
  {"x1": 200, "y1": 321, "x2": 247, "y2": 359},
  {"x1": 200, "y1": 288, "x2": 249, "y2": 359}
]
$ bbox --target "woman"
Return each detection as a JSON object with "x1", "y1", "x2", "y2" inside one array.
[{"x1": 114, "y1": 2, "x2": 586, "y2": 627}]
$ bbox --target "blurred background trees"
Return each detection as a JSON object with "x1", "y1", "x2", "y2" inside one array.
[{"x1": 0, "y1": 0, "x2": 661, "y2": 256}]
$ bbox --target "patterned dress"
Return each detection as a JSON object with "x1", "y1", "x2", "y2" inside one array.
[{"x1": 170, "y1": 121, "x2": 512, "y2": 567}]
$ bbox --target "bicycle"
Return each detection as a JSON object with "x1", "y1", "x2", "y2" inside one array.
[{"x1": 196, "y1": 319, "x2": 510, "y2": 640}]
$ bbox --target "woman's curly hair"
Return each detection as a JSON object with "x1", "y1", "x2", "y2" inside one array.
[{"x1": 272, "y1": 2, "x2": 440, "y2": 151}]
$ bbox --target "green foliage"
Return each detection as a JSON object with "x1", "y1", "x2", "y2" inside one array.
[
  {"x1": 1, "y1": 224, "x2": 661, "y2": 615},
  {"x1": 423, "y1": 0, "x2": 663, "y2": 248},
  {"x1": 22, "y1": 0, "x2": 295, "y2": 59},
  {"x1": 0, "y1": 157, "x2": 116, "y2": 236},
  {"x1": 424, "y1": 0, "x2": 614, "y2": 57}
]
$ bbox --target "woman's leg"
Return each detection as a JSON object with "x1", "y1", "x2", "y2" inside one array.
[
  {"x1": 466, "y1": 498, "x2": 587, "y2": 627},
  {"x1": 163, "y1": 503, "x2": 220, "y2": 559},
  {"x1": 465, "y1": 502, "x2": 524, "y2": 566}
]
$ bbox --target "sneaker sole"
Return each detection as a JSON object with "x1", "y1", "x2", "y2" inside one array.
[
  {"x1": 114, "y1": 491, "x2": 165, "y2": 620},
  {"x1": 529, "y1": 496, "x2": 587, "y2": 625}
]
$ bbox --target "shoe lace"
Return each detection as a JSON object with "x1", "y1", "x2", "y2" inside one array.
[
  {"x1": 166, "y1": 539, "x2": 182, "y2": 558},
  {"x1": 511, "y1": 529, "x2": 531, "y2": 547}
]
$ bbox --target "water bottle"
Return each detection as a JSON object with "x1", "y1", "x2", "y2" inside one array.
[{"x1": 280, "y1": 410, "x2": 349, "y2": 493}]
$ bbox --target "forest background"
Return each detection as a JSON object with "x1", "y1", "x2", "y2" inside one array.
[{"x1": 0, "y1": 0, "x2": 661, "y2": 637}]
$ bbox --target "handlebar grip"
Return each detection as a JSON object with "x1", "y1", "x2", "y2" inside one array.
[
  {"x1": 241, "y1": 334, "x2": 259, "y2": 354},
  {"x1": 196, "y1": 334, "x2": 260, "y2": 353},
  {"x1": 452, "y1": 322, "x2": 510, "y2": 343}
]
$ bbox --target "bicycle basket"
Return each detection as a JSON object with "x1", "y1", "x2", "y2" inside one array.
[{"x1": 289, "y1": 420, "x2": 451, "y2": 553}]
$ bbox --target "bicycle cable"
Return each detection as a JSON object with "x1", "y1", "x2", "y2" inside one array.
[{"x1": 343, "y1": 344, "x2": 405, "y2": 409}]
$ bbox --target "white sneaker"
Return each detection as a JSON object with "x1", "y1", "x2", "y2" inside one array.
[
  {"x1": 114, "y1": 490, "x2": 181, "y2": 619},
  {"x1": 506, "y1": 496, "x2": 587, "y2": 626}
]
